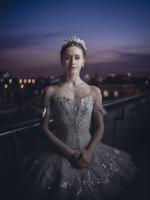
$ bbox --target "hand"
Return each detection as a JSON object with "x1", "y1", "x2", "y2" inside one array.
[
  {"x1": 70, "y1": 149, "x2": 93, "y2": 169},
  {"x1": 69, "y1": 150, "x2": 82, "y2": 168},
  {"x1": 80, "y1": 149, "x2": 93, "y2": 164}
]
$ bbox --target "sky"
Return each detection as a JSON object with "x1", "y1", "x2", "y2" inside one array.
[{"x1": 0, "y1": 0, "x2": 150, "y2": 77}]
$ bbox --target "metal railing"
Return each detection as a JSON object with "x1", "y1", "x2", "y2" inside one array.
[{"x1": 0, "y1": 92, "x2": 150, "y2": 138}]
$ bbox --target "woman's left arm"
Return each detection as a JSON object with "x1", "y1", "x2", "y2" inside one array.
[
  {"x1": 77, "y1": 86, "x2": 104, "y2": 167},
  {"x1": 87, "y1": 86, "x2": 104, "y2": 154}
]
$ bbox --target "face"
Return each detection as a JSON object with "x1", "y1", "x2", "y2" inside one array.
[{"x1": 61, "y1": 46, "x2": 85, "y2": 73}]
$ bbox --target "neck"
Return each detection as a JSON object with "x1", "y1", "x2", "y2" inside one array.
[{"x1": 64, "y1": 70, "x2": 82, "y2": 86}]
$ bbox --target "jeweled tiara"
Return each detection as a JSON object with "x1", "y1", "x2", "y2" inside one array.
[{"x1": 62, "y1": 36, "x2": 87, "y2": 50}]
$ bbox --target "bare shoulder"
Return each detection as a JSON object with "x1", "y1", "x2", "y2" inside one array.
[
  {"x1": 90, "y1": 85, "x2": 102, "y2": 99},
  {"x1": 44, "y1": 85, "x2": 57, "y2": 99}
]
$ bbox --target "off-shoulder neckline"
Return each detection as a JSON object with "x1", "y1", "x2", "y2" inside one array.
[{"x1": 54, "y1": 95, "x2": 94, "y2": 107}]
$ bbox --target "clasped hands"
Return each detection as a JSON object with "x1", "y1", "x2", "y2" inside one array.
[{"x1": 70, "y1": 149, "x2": 93, "y2": 169}]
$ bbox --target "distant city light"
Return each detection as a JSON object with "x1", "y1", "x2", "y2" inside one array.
[
  {"x1": 19, "y1": 79, "x2": 23, "y2": 84},
  {"x1": 127, "y1": 72, "x2": 132, "y2": 77},
  {"x1": 109, "y1": 73, "x2": 116, "y2": 77},
  {"x1": 98, "y1": 77, "x2": 103, "y2": 83},
  {"x1": 0, "y1": 78, "x2": 4, "y2": 83},
  {"x1": 28, "y1": 79, "x2": 32, "y2": 84},
  {"x1": 84, "y1": 74, "x2": 91, "y2": 81},
  {"x1": 4, "y1": 84, "x2": 8, "y2": 89},
  {"x1": 50, "y1": 75, "x2": 55, "y2": 80},
  {"x1": 32, "y1": 79, "x2": 36, "y2": 84},
  {"x1": 23, "y1": 79, "x2": 27, "y2": 84},
  {"x1": 9, "y1": 79, "x2": 12, "y2": 84},
  {"x1": 103, "y1": 90, "x2": 109, "y2": 97},
  {"x1": 145, "y1": 80, "x2": 149, "y2": 85},
  {"x1": 20, "y1": 84, "x2": 24, "y2": 89},
  {"x1": 114, "y1": 90, "x2": 119, "y2": 97}
]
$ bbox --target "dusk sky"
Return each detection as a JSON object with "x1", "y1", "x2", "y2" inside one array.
[{"x1": 0, "y1": 0, "x2": 150, "y2": 77}]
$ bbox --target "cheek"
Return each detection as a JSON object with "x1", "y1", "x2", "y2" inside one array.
[
  {"x1": 80, "y1": 59, "x2": 84, "y2": 65},
  {"x1": 64, "y1": 60, "x2": 70, "y2": 66},
  {"x1": 62, "y1": 59, "x2": 69, "y2": 66}
]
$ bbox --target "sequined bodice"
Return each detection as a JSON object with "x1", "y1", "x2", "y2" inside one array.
[{"x1": 51, "y1": 95, "x2": 94, "y2": 149}]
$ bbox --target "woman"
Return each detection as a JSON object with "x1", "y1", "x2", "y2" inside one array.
[{"x1": 20, "y1": 36, "x2": 137, "y2": 200}]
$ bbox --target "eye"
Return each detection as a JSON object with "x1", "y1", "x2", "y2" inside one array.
[
  {"x1": 75, "y1": 56, "x2": 80, "y2": 60},
  {"x1": 64, "y1": 55, "x2": 70, "y2": 60}
]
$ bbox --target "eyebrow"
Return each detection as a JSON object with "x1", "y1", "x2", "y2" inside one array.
[{"x1": 64, "y1": 53, "x2": 80, "y2": 56}]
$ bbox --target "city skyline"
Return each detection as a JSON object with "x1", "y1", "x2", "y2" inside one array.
[{"x1": 0, "y1": 0, "x2": 150, "y2": 77}]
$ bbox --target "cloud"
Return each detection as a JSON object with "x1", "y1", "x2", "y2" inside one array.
[
  {"x1": 0, "y1": 31, "x2": 64, "y2": 50},
  {"x1": 85, "y1": 51, "x2": 150, "y2": 76},
  {"x1": 117, "y1": 43, "x2": 150, "y2": 54},
  {"x1": 1, "y1": 63, "x2": 63, "y2": 77},
  {"x1": 87, "y1": 46, "x2": 150, "y2": 65},
  {"x1": 118, "y1": 52, "x2": 150, "y2": 67}
]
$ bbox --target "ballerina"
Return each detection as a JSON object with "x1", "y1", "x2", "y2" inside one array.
[{"x1": 19, "y1": 36, "x2": 138, "y2": 200}]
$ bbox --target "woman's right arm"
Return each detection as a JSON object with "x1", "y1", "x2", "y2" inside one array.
[{"x1": 40, "y1": 87, "x2": 77, "y2": 159}]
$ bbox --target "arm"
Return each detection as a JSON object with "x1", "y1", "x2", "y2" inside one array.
[
  {"x1": 78, "y1": 86, "x2": 104, "y2": 167},
  {"x1": 87, "y1": 86, "x2": 104, "y2": 153},
  {"x1": 40, "y1": 87, "x2": 77, "y2": 159}
]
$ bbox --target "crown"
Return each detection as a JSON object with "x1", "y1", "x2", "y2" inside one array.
[{"x1": 62, "y1": 36, "x2": 87, "y2": 50}]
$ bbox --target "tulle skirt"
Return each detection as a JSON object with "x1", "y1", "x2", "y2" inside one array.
[{"x1": 18, "y1": 141, "x2": 138, "y2": 200}]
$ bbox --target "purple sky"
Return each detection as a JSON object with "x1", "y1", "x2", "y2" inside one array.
[{"x1": 0, "y1": 0, "x2": 150, "y2": 77}]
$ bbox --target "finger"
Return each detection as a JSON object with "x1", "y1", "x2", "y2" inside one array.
[
  {"x1": 81, "y1": 159, "x2": 89, "y2": 167},
  {"x1": 77, "y1": 159, "x2": 88, "y2": 168}
]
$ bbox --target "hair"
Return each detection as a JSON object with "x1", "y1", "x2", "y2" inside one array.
[{"x1": 60, "y1": 41, "x2": 86, "y2": 62}]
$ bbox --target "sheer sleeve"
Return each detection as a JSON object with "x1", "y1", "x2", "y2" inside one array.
[
  {"x1": 40, "y1": 88, "x2": 51, "y2": 119},
  {"x1": 93, "y1": 105, "x2": 106, "y2": 115},
  {"x1": 92, "y1": 87, "x2": 107, "y2": 116}
]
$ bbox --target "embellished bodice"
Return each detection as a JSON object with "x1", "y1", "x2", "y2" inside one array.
[{"x1": 51, "y1": 95, "x2": 94, "y2": 149}]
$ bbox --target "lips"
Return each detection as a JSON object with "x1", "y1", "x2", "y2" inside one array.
[{"x1": 70, "y1": 66, "x2": 77, "y2": 68}]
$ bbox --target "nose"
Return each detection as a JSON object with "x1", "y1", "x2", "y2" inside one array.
[{"x1": 70, "y1": 57, "x2": 75, "y2": 65}]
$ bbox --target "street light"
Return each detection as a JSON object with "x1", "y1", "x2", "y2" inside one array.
[
  {"x1": 114, "y1": 90, "x2": 119, "y2": 97},
  {"x1": 19, "y1": 79, "x2": 23, "y2": 84},
  {"x1": 145, "y1": 80, "x2": 149, "y2": 85},
  {"x1": 4, "y1": 84, "x2": 8, "y2": 89},
  {"x1": 23, "y1": 79, "x2": 27, "y2": 84},
  {"x1": 20, "y1": 84, "x2": 24, "y2": 89},
  {"x1": 32, "y1": 79, "x2": 36, "y2": 84},
  {"x1": 127, "y1": 72, "x2": 132, "y2": 77},
  {"x1": 103, "y1": 90, "x2": 109, "y2": 97},
  {"x1": 9, "y1": 79, "x2": 13, "y2": 84},
  {"x1": 28, "y1": 79, "x2": 31, "y2": 84}
]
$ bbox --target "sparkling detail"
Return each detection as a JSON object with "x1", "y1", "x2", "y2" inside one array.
[
  {"x1": 41, "y1": 106, "x2": 50, "y2": 118},
  {"x1": 82, "y1": 180, "x2": 86, "y2": 185},
  {"x1": 62, "y1": 35, "x2": 87, "y2": 50},
  {"x1": 102, "y1": 164, "x2": 106, "y2": 168},
  {"x1": 41, "y1": 107, "x2": 46, "y2": 118},
  {"x1": 114, "y1": 149, "x2": 120, "y2": 154},
  {"x1": 104, "y1": 178, "x2": 109, "y2": 183},
  {"x1": 60, "y1": 181, "x2": 68, "y2": 189},
  {"x1": 76, "y1": 188, "x2": 82, "y2": 196}
]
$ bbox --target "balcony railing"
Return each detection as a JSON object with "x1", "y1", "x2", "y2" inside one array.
[
  {"x1": 0, "y1": 92, "x2": 150, "y2": 170},
  {"x1": 0, "y1": 92, "x2": 149, "y2": 138}
]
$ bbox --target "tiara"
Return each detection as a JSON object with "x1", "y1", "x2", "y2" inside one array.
[{"x1": 62, "y1": 36, "x2": 87, "y2": 50}]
